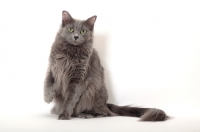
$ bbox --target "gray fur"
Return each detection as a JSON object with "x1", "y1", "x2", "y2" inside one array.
[
  {"x1": 44, "y1": 11, "x2": 168, "y2": 121},
  {"x1": 140, "y1": 109, "x2": 168, "y2": 121}
]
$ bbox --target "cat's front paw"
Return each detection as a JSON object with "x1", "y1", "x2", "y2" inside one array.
[
  {"x1": 44, "y1": 94, "x2": 53, "y2": 103},
  {"x1": 58, "y1": 113, "x2": 71, "y2": 120}
]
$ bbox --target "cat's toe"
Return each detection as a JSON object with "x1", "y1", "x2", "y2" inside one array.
[
  {"x1": 96, "y1": 113, "x2": 107, "y2": 117},
  {"x1": 58, "y1": 114, "x2": 70, "y2": 120},
  {"x1": 78, "y1": 113, "x2": 94, "y2": 119}
]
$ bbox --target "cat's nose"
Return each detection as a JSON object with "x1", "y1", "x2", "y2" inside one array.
[{"x1": 74, "y1": 36, "x2": 79, "y2": 40}]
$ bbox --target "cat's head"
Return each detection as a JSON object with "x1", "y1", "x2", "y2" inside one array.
[{"x1": 60, "y1": 11, "x2": 97, "y2": 46}]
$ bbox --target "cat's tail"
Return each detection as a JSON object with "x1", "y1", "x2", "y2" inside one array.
[{"x1": 107, "y1": 103, "x2": 168, "y2": 121}]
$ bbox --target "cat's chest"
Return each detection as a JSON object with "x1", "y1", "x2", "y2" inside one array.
[
  {"x1": 52, "y1": 53, "x2": 87, "y2": 73},
  {"x1": 53, "y1": 53, "x2": 87, "y2": 65}
]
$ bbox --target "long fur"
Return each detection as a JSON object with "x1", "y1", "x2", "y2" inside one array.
[
  {"x1": 44, "y1": 11, "x2": 168, "y2": 121},
  {"x1": 107, "y1": 104, "x2": 168, "y2": 121}
]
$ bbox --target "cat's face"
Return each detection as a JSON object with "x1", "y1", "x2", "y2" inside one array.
[{"x1": 60, "y1": 11, "x2": 97, "y2": 46}]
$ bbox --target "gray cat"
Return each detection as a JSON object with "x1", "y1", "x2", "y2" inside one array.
[{"x1": 44, "y1": 11, "x2": 168, "y2": 121}]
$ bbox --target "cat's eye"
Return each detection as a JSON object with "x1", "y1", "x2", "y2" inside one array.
[
  {"x1": 68, "y1": 28, "x2": 74, "y2": 32},
  {"x1": 80, "y1": 29, "x2": 87, "y2": 34}
]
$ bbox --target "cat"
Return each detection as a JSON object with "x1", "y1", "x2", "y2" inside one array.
[{"x1": 44, "y1": 11, "x2": 168, "y2": 121}]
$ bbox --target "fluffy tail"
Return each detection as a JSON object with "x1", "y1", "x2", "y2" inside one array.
[{"x1": 107, "y1": 104, "x2": 168, "y2": 121}]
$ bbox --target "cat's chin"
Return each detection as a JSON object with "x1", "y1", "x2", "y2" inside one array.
[
  {"x1": 70, "y1": 43, "x2": 80, "y2": 47},
  {"x1": 72, "y1": 42, "x2": 80, "y2": 46},
  {"x1": 67, "y1": 41, "x2": 86, "y2": 46}
]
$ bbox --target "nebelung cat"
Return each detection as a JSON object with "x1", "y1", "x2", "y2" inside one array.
[{"x1": 44, "y1": 11, "x2": 168, "y2": 121}]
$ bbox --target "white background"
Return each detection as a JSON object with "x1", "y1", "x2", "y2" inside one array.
[{"x1": 0, "y1": 0, "x2": 200, "y2": 132}]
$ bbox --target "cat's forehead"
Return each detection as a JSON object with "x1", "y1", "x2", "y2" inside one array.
[
  {"x1": 65, "y1": 19, "x2": 90, "y2": 30},
  {"x1": 72, "y1": 19, "x2": 90, "y2": 29},
  {"x1": 73, "y1": 20, "x2": 83, "y2": 29}
]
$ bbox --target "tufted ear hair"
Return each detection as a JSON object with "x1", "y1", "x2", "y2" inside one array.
[
  {"x1": 84, "y1": 15, "x2": 97, "y2": 30},
  {"x1": 62, "y1": 11, "x2": 73, "y2": 27}
]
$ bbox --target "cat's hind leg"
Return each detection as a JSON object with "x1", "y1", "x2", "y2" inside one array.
[
  {"x1": 91, "y1": 88, "x2": 117, "y2": 117},
  {"x1": 78, "y1": 111, "x2": 108, "y2": 119},
  {"x1": 78, "y1": 112, "x2": 95, "y2": 119},
  {"x1": 93, "y1": 106, "x2": 117, "y2": 117}
]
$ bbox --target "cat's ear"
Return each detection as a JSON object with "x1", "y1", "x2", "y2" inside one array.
[
  {"x1": 85, "y1": 15, "x2": 97, "y2": 30},
  {"x1": 62, "y1": 11, "x2": 73, "y2": 27}
]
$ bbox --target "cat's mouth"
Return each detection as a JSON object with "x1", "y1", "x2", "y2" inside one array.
[
  {"x1": 67, "y1": 40, "x2": 86, "y2": 46},
  {"x1": 65, "y1": 40, "x2": 79, "y2": 46},
  {"x1": 68, "y1": 41, "x2": 80, "y2": 46},
  {"x1": 72, "y1": 41, "x2": 80, "y2": 46}
]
